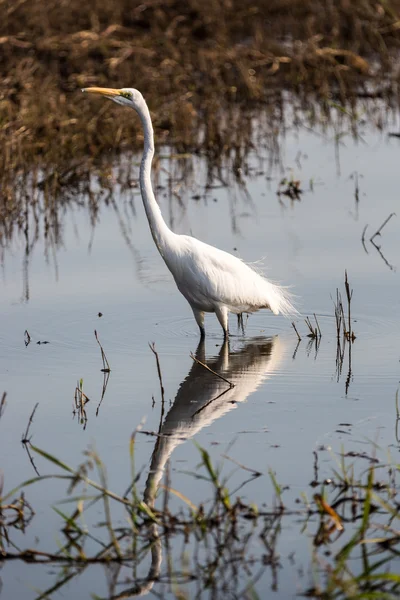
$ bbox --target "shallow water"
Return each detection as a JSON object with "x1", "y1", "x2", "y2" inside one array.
[{"x1": 1, "y1": 116, "x2": 399, "y2": 598}]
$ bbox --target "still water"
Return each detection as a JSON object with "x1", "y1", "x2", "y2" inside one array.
[{"x1": 1, "y1": 114, "x2": 399, "y2": 598}]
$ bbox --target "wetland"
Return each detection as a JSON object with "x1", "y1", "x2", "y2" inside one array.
[{"x1": 1, "y1": 1, "x2": 400, "y2": 598}]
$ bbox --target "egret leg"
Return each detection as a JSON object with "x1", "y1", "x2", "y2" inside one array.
[
  {"x1": 237, "y1": 313, "x2": 244, "y2": 334},
  {"x1": 192, "y1": 307, "x2": 205, "y2": 339},
  {"x1": 215, "y1": 306, "x2": 229, "y2": 339}
]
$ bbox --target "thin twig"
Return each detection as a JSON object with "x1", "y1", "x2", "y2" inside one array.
[
  {"x1": 21, "y1": 403, "x2": 39, "y2": 443},
  {"x1": 370, "y1": 212, "x2": 396, "y2": 244},
  {"x1": 190, "y1": 352, "x2": 234, "y2": 388},
  {"x1": 94, "y1": 330, "x2": 111, "y2": 372},
  {"x1": 222, "y1": 454, "x2": 262, "y2": 476},
  {"x1": 192, "y1": 387, "x2": 232, "y2": 417},
  {"x1": 361, "y1": 224, "x2": 368, "y2": 253},
  {"x1": 291, "y1": 322, "x2": 301, "y2": 341},
  {"x1": 149, "y1": 342, "x2": 165, "y2": 402},
  {"x1": 345, "y1": 336, "x2": 353, "y2": 395},
  {"x1": 370, "y1": 239, "x2": 396, "y2": 271}
]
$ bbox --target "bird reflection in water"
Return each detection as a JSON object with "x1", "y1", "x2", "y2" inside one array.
[{"x1": 110, "y1": 335, "x2": 287, "y2": 599}]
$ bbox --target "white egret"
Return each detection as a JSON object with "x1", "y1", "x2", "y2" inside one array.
[{"x1": 83, "y1": 87, "x2": 296, "y2": 338}]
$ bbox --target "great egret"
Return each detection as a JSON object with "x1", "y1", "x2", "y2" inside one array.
[{"x1": 83, "y1": 87, "x2": 296, "y2": 337}]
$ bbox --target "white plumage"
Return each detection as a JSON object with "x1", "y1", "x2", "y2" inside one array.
[{"x1": 83, "y1": 86, "x2": 296, "y2": 337}]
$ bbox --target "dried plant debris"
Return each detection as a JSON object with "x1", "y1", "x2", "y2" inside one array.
[
  {"x1": 277, "y1": 177, "x2": 303, "y2": 201},
  {"x1": 24, "y1": 330, "x2": 31, "y2": 347},
  {"x1": 3, "y1": 0, "x2": 400, "y2": 205},
  {"x1": 73, "y1": 379, "x2": 90, "y2": 429}
]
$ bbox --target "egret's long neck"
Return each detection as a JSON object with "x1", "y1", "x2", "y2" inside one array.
[{"x1": 137, "y1": 101, "x2": 174, "y2": 256}]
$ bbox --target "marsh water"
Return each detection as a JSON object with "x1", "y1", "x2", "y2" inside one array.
[{"x1": 1, "y1": 109, "x2": 399, "y2": 598}]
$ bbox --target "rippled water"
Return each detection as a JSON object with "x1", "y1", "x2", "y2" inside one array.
[{"x1": 1, "y1": 118, "x2": 399, "y2": 598}]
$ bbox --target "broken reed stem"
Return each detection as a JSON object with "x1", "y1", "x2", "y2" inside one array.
[
  {"x1": 370, "y1": 212, "x2": 396, "y2": 244},
  {"x1": 149, "y1": 342, "x2": 165, "y2": 403},
  {"x1": 24, "y1": 330, "x2": 31, "y2": 347},
  {"x1": 74, "y1": 381, "x2": 89, "y2": 428},
  {"x1": 291, "y1": 322, "x2": 301, "y2": 341},
  {"x1": 361, "y1": 224, "x2": 368, "y2": 253},
  {"x1": 0, "y1": 392, "x2": 6, "y2": 420},
  {"x1": 94, "y1": 330, "x2": 111, "y2": 372},
  {"x1": 21, "y1": 403, "x2": 39, "y2": 444},
  {"x1": 190, "y1": 352, "x2": 235, "y2": 388},
  {"x1": 305, "y1": 316, "x2": 317, "y2": 338},
  {"x1": 75, "y1": 385, "x2": 90, "y2": 407},
  {"x1": 339, "y1": 292, "x2": 347, "y2": 337},
  {"x1": 334, "y1": 289, "x2": 342, "y2": 340},
  {"x1": 314, "y1": 313, "x2": 322, "y2": 338},
  {"x1": 353, "y1": 171, "x2": 359, "y2": 204},
  {"x1": 344, "y1": 270, "x2": 352, "y2": 340}
]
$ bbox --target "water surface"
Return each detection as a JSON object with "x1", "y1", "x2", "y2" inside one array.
[{"x1": 1, "y1": 116, "x2": 399, "y2": 598}]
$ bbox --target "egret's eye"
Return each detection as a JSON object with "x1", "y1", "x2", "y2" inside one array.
[{"x1": 120, "y1": 91, "x2": 132, "y2": 100}]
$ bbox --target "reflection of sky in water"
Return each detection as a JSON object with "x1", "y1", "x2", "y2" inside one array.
[{"x1": 0, "y1": 123, "x2": 399, "y2": 598}]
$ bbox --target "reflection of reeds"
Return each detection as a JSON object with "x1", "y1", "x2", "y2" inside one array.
[
  {"x1": 149, "y1": 342, "x2": 165, "y2": 404},
  {"x1": 0, "y1": 359, "x2": 398, "y2": 594},
  {"x1": 0, "y1": 438, "x2": 399, "y2": 600},
  {"x1": 363, "y1": 212, "x2": 397, "y2": 271},
  {"x1": 2, "y1": 0, "x2": 400, "y2": 205},
  {"x1": 333, "y1": 271, "x2": 356, "y2": 394}
]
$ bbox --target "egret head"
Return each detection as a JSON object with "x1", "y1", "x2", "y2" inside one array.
[{"x1": 82, "y1": 87, "x2": 145, "y2": 111}]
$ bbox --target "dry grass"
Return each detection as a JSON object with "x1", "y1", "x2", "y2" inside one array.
[
  {"x1": 2, "y1": 0, "x2": 400, "y2": 172},
  {"x1": 2, "y1": 0, "x2": 400, "y2": 246}
]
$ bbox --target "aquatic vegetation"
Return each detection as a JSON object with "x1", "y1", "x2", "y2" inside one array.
[{"x1": 0, "y1": 426, "x2": 399, "y2": 599}]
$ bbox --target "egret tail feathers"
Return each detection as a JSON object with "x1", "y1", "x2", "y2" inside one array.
[{"x1": 261, "y1": 280, "x2": 298, "y2": 317}]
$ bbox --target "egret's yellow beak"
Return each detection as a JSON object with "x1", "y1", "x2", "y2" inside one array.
[{"x1": 82, "y1": 87, "x2": 121, "y2": 97}]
